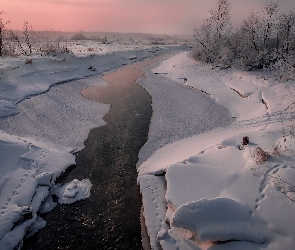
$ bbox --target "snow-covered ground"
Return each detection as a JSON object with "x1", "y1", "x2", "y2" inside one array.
[
  {"x1": 65, "y1": 39, "x2": 184, "y2": 57},
  {"x1": 138, "y1": 52, "x2": 295, "y2": 249},
  {"x1": 0, "y1": 44, "x2": 181, "y2": 249},
  {"x1": 1, "y1": 42, "x2": 295, "y2": 250}
]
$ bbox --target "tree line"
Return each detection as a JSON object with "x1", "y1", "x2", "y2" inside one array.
[
  {"x1": 193, "y1": 0, "x2": 295, "y2": 80},
  {"x1": 0, "y1": 12, "x2": 71, "y2": 57}
]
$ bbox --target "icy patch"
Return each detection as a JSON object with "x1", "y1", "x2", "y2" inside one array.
[
  {"x1": 0, "y1": 76, "x2": 110, "y2": 151},
  {"x1": 171, "y1": 198, "x2": 270, "y2": 243},
  {"x1": 0, "y1": 100, "x2": 18, "y2": 118},
  {"x1": 137, "y1": 60, "x2": 232, "y2": 166},
  {"x1": 55, "y1": 179, "x2": 92, "y2": 204}
]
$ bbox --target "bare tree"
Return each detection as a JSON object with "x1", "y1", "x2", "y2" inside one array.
[
  {"x1": 10, "y1": 20, "x2": 35, "y2": 55},
  {"x1": 23, "y1": 20, "x2": 35, "y2": 54},
  {"x1": 236, "y1": 11, "x2": 265, "y2": 69},
  {"x1": 276, "y1": 12, "x2": 295, "y2": 53},
  {"x1": 192, "y1": 0, "x2": 295, "y2": 79},
  {"x1": 10, "y1": 30, "x2": 28, "y2": 55},
  {"x1": 233, "y1": 2, "x2": 280, "y2": 69},
  {"x1": 208, "y1": 0, "x2": 232, "y2": 40},
  {"x1": 194, "y1": 0, "x2": 232, "y2": 63},
  {"x1": 271, "y1": 11, "x2": 295, "y2": 80},
  {"x1": 0, "y1": 11, "x2": 10, "y2": 57},
  {"x1": 241, "y1": 11, "x2": 263, "y2": 53},
  {"x1": 262, "y1": 1, "x2": 279, "y2": 50}
]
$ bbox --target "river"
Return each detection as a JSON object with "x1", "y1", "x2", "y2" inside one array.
[{"x1": 22, "y1": 54, "x2": 171, "y2": 250}]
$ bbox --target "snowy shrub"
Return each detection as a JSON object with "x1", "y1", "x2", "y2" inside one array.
[
  {"x1": 25, "y1": 58, "x2": 33, "y2": 64},
  {"x1": 216, "y1": 46, "x2": 234, "y2": 67},
  {"x1": 271, "y1": 50, "x2": 295, "y2": 81},
  {"x1": 39, "y1": 40, "x2": 71, "y2": 54},
  {"x1": 70, "y1": 32, "x2": 88, "y2": 40},
  {"x1": 1, "y1": 40, "x2": 18, "y2": 57},
  {"x1": 9, "y1": 21, "x2": 37, "y2": 56},
  {"x1": 193, "y1": 0, "x2": 232, "y2": 64},
  {"x1": 251, "y1": 146, "x2": 270, "y2": 164},
  {"x1": 193, "y1": 1, "x2": 295, "y2": 78}
]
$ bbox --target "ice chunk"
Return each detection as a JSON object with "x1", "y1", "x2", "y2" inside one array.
[
  {"x1": 56, "y1": 179, "x2": 92, "y2": 204},
  {"x1": 34, "y1": 172, "x2": 54, "y2": 186},
  {"x1": 128, "y1": 55, "x2": 137, "y2": 60}
]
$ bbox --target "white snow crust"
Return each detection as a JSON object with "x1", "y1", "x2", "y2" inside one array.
[
  {"x1": 55, "y1": 179, "x2": 92, "y2": 204},
  {"x1": 2, "y1": 43, "x2": 295, "y2": 249},
  {"x1": 138, "y1": 51, "x2": 295, "y2": 249},
  {"x1": 0, "y1": 132, "x2": 75, "y2": 250},
  {"x1": 171, "y1": 198, "x2": 270, "y2": 243},
  {"x1": 0, "y1": 44, "x2": 178, "y2": 249}
]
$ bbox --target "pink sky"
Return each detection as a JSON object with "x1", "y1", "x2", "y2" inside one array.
[{"x1": 2, "y1": 0, "x2": 295, "y2": 34}]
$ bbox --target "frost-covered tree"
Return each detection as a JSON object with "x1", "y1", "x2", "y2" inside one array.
[
  {"x1": 10, "y1": 20, "x2": 36, "y2": 55},
  {"x1": 276, "y1": 12, "x2": 295, "y2": 53},
  {"x1": 208, "y1": 0, "x2": 232, "y2": 40},
  {"x1": 192, "y1": 0, "x2": 295, "y2": 80},
  {"x1": 236, "y1": 2, "x2": 279, "y2": 69},
  {"x1": 272, "y1": 11, "x2": 295, "y2": 80},
  {"x1": 194, "y1": 0, "x2": 232, "y2": 64},
  {"x1": 0, "y1": 11, "x2": 10, "y2": 57},
  {"x1": 23, "y1": 21, "x2": 35, "y2": 54},
  {"x1": 262, "y1": 1, "x2": 279, "y2": 50},
  {"x1": 237, "y1": 11, "x2": 264, "y2": 69}
]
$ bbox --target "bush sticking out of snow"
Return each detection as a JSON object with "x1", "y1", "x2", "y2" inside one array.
[
  {"x1": 171, "y1": 198, "x2": 270, "y2": 244},
  {"x1": 25, "y1": 59, "x2": 32, "y2": 65},
  {"x1": 251, "y1": 146, "x2": 270, "y2": 164}
]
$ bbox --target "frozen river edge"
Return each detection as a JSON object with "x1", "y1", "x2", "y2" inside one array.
[
  {"x1": 136, "y1": 57, "x2": 233, "y2": 250},
  {"x1": 0, "y1": 47, "x2": 188, "y2": 249},
  {"x1": 2, "y1": 47, "x2": 295, "y2": 250}
]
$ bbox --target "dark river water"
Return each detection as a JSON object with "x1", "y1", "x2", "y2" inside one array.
[{"x1": 21, "y1": 55, "x2": 169, "y2": 250}]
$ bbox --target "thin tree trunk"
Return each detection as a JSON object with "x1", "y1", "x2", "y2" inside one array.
[{"x1": 0, "y1": 26, "x2": 2, "y2": 57}]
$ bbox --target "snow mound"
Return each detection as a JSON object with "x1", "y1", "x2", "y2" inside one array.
[
  {"x1": 171, "y1": 198, "x2": 271, "y2": 243},
  {"x1": 55, "y1": 179, "x2": 92, "y2": 204}
]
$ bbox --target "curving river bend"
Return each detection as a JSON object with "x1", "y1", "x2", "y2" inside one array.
[
  {"x1": 21, "y1": 48, "x2": 232, "y2": 250},
  {"x1": 22, "y1": 55, "x2": 169, "y2": 250}
]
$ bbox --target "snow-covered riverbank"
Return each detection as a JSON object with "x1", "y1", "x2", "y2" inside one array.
[
  {"x1": 138, "y1": 52, "x2": 295, "y2": 250},
  {"x1": 1, "y1": 47, "x2": 294, "y2": 249},
  {"x1": 0, "y1": 45, "x2": 179, "y2": 249}
]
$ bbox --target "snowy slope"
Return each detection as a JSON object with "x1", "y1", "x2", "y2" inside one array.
[{"x1": 138, "y1": 52, "x2": 295, "y2": 250}]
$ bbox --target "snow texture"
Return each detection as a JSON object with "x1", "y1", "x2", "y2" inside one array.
[
  {"x1": 138, "y1": 51, "x2": 295, "y2": 249},
  {"x1": 0, "y1": 45, "x2": 184, "y2": 249},
  {"x1": 171, "y1": 198, "x2": 270, "y2": 243},
  {"x1": 138, "y1": 175, "x2": 168, "y2": 250},
  {"x1": 137, "y1": 59, "x2": 232, "y2": 167},
  {"x1": 0, "y1": 132, "x2": 75, "y2": 250}
]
